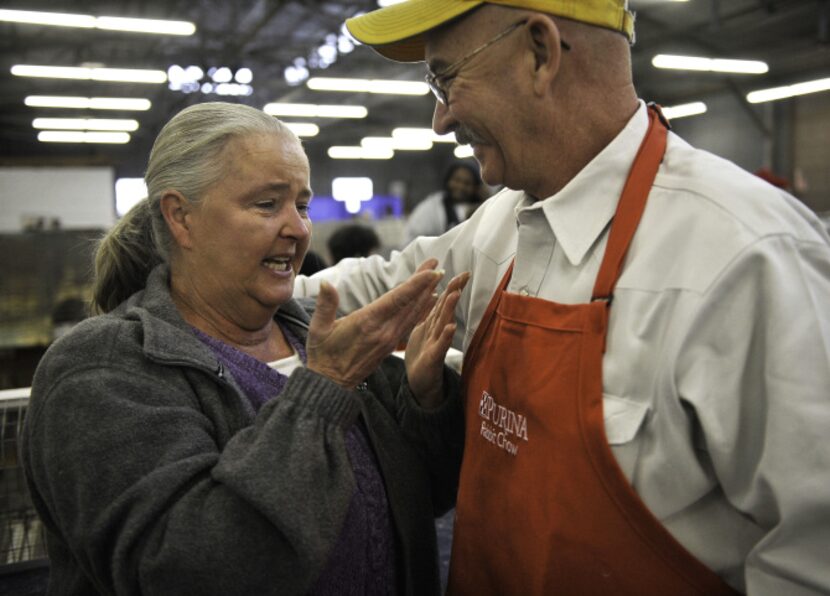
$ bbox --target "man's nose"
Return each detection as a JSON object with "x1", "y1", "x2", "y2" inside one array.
[{"x1": 432, "y1": 100, "x2": 457, "y2": 136}]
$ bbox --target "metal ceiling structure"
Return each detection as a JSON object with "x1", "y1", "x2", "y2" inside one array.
[{"x1": 0, "y1": 0, "x2": 827, "y2": 176}]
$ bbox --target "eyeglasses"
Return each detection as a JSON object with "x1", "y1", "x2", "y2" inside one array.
[{"x1": 425, "y1": 19, "x2": 571, "y2": 105}]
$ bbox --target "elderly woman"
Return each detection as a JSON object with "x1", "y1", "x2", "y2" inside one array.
[{"x1": 21, "y1": 102, "x2": 467, "y2": 595}]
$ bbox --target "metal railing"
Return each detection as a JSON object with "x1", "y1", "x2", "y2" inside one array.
[{"x1": 0, "y1": 388, "x2": 48, "y2": 570}]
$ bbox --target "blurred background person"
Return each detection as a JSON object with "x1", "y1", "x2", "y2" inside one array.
[
  {"x1": 21, "y1": 102, "x2": 467, "y2": 596},
  {"x1": 405, "y1": 162, "x2": 484, "y2": 244},
  {"x1": 327, "y1": 222, "x2": 381, "y2": 264},
  {"x1": 298, "y1": 248, "x2": 329, "y2": 276}
]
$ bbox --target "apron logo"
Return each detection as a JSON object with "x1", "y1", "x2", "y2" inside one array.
[{"x1": 478, "y1": 391, "x2": 529, "y2": 456}]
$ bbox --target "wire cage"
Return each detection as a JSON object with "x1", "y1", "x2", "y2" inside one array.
[{"x1": 0, "y1": 393, "x2": 47, "y2": 569}]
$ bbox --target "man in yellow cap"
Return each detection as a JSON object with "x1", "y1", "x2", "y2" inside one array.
[{"x1": 295, "y1": 2, "x2": 830, "y2": 594}]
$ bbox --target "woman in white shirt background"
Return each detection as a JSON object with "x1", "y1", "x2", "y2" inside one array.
[{"x1": 404, "y1": 162, "x2": 486, "y2": 244}]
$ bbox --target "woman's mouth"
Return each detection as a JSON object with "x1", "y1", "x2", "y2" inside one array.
[{"x1": 262, "y1": 257, "x2": 292, "y2": 273}]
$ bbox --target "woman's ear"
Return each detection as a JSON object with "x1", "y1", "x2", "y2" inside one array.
[
  {"x1": 159, "y1": 190, "x2": 195, "y2": 250},
  {"x1": 526, "y1": 15, "x2": 564, "y2": 96}
]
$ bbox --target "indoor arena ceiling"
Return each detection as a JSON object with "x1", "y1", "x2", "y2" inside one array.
[{"x1": 0, "y1": 0, "x2": 827, "y2": 175}]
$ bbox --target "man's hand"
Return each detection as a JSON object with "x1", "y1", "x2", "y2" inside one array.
[
  {"x1": 306, "y1": 259, "x2": 444, "y2": 388},
  {"x1": 406, "y1": 271, "x2": 471, "y2": 409}
]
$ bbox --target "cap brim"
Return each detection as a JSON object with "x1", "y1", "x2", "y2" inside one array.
[{"x1": 346, "y1": 0, "x2": 485, "y2": 62}]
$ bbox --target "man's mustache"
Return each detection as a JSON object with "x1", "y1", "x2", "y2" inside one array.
[{"x1": 455, "y1": 127, "x2": 486, "y2": 146}]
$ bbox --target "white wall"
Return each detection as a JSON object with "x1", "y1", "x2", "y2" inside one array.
[{"x1": 0, "y1": 167, "x2": 116, "y2": 233}]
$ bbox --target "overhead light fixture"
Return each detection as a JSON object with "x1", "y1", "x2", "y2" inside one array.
[
  {"x1": 24, "y1": 96, "x2": 152, "y2": 110},
  {"x1": 362, "y1": 136, "x2": 433, "y2": 151},
  {"x1": 661, "y1": 102, "x2": 707, "y2": 119},
  {"x1": 332, "y1": 177, "x2": 374, "y2": 214},
  {"x1": 381, "y1": 127, "x2": 455, "y2": 143},
  {"x1": 652, "y1": 54, "x2": 768, "y2": 74},
  {"x1": 264, "y1": 103, "x2": 368, "y2": 119},
  {"x1": 747, "y1": 77, "x2": 830, "y2": 103},
  {"x1": 0, "y1": 9, "x2": 195, "y2": 35},
  {"x1": 328, "y1": 146, "x2": 394, "y2": 160},
  {"x1": 283, "y1": 122, "x2": 320, "y2": 138},
  {"x1": 454, "y1": 146, "x2": 474, "y2": 159},
  {"x1": 392, "y1": 127, "x2": 450, "y2": 146},
  {"x1": 12, "y1": 64, "x2": 167, "y2": 83},
  {"x1": 307, "y1": 77, "x2": 429, "y2": 95},
  {"x1": 432, "y1": 132, "x2": 457, "y2": 143},
  {"x1": 38, "y1": 131, "x2": 131, "y2": 144},
  {"x1": 32, "y1": 118, "x2": 139, "y2": 131},
  {"x1": 95, "y1": 16, "x2": 195, "y2": 36}
]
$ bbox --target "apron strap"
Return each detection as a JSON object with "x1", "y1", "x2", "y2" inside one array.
[{"x1": 591, "y1": 104, "x2": 669, "y2": 303}]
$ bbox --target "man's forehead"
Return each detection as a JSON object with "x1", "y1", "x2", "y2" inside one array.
[{"x1": 424, "y1": 11, "x2": 483, "y2": 68}]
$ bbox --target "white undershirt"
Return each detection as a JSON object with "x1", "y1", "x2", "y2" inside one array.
[{"x1": 267, "y1": 348, "x2": 303, "y2": 376}]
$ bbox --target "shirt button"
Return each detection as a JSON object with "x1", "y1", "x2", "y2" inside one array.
[{"x1": 519, "y1": 287, "x2": 530, "y2": 296}]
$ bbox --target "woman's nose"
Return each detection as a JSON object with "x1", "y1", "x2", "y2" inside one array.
[{"x1": 282, "y1": 206, "x2": 310, "y2": 240}]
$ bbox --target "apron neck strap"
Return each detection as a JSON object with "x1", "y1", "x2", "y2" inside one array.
[{"x1": 591, "y1": 104, "x2": 669, "y2": 303}]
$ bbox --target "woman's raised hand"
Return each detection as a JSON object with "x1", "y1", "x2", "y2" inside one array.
[
  {"x1": 306, "y1": 260, "x2": 444, "y2": 388},
  {"x1": 405, "y1": 271, "x2": 470, "y2": 409}
]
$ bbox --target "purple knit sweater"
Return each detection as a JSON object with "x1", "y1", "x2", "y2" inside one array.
[{"x1": 193, "y1": 324, "x2": 397, "y2": 595}]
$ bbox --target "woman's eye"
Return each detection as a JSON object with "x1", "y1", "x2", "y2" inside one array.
[
  {"x1": 256, "y1": 200, "x2": 276, "y2": 209},
  {"x1": 297, "y1": 203, "x2": 311, "y2": 215}
]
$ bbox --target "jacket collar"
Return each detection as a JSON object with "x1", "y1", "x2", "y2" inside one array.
[
  {"x1": 516, "y1": 101, "x2": 649, "y2": 267},
  {"x1": 116, "y1": 264, "x2": 311, "y2": 368}
]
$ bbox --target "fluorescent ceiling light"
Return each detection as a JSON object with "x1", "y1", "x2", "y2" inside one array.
[
  {"x1": 385, "y1": 127, "x2": 456, "y2": 143},
  {"x1": 12, "y1": 65, "x2": 166, "y2": 83},
  {"x1": 38, "y1": 131, "x2": 131, "y2": 144},
  {"x1": 332, "y1": 177, "x2": 374, "y2": 214},
  {"x1": 307, "y1": 77, "x2": 429, "y2": 95},
  {"x1": 652, "y1": 54, "x2": 768, "y2": 74},
  {"x1": 328, "y1": 146, "x2": 394, "y2": 160},
  {"x1": 264, "y1": 103, "x2": 368, "y2": 119},
  {"x1": 390, "y1": 128, "x2": 435, "y2": 149},
  {"x1": 283, "y1": 122, "x2": 320, "y2": 137},
  {"x1": 95, "y1": 17, "x2": 195, "y2": 36},
  {"x1": 454, "y1": 146, "x2": 474, "y2": 159},
  {"x1": 661, "y1": 102, "x2": 707, "y2": 119},
  {"x1": 747, "y1": 77, "x2": 830, "y2": 103},
  {"x1": 432, "y1": 132, "x2": 457, "y2": 143},
  {"x1": 25, "y1": 96, "x2": 152, "y2": 110},
  {"x1": 33, "y1": 118, "x2": 139, "y2": 131},
  {"x1": 0, "y1": 9, "x2": 195, "y2": 35},
  {"x1": 362, "y1": 136, "x2": 433, "y2": 151}
]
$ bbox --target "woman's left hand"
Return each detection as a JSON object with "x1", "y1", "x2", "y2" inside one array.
[{"x1": 405, "y1": 271, "x2": 471, "y2": 409}]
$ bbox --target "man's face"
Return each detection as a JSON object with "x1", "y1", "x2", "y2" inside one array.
[{"x1": 426, "y1": 11, "x2": 527, "y2": 189}]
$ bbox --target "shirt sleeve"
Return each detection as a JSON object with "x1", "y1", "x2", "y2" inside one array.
[
  {"x1": 22, "y1": 363, "x2": 363, "y2": 596},
  {"x1": 675, "y1": 233, "x2": 830, "y2": 595}
]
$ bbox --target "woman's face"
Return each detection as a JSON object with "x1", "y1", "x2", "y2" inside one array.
[
  {"x1": 446, "y1": 167, "x2": 477, "y2": 203},
  {"x1": 184, "y1": 132, "x2": 312, "y2": 321}
]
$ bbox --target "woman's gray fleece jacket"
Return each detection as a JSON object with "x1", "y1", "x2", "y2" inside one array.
[{"x1": 21, "y1": 265, "x2": 464, "y2": 595}]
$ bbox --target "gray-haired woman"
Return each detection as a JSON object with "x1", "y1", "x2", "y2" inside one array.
[{"x1": 21, "y1": 102, "x2": 468, "y2": 596}]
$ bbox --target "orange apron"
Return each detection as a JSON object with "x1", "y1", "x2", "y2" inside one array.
[{"x1": 448, "y1": 106, "x2": 739, "y2": 596}]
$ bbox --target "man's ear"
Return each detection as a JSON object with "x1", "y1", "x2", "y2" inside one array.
[
  {"x1": 525, "y1": 15, "x2": 564, "y2": 96},
  {"x1": 159, "y1": 190, "x2": 195, "y2": 250}
]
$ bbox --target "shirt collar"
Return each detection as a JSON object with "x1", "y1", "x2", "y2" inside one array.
[{"x1": 516, "y1": 100, "x2": 649, "y2": 267}]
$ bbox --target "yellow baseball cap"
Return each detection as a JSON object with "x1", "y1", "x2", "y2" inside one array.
[{"x1": 346, "y1": 0, "x2": 635, "y2": 62}]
